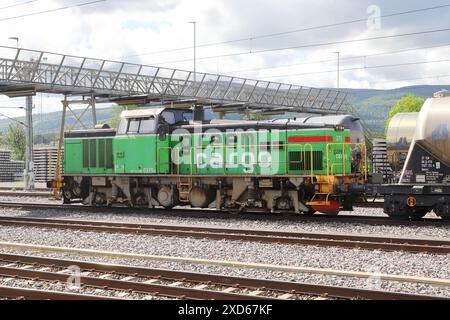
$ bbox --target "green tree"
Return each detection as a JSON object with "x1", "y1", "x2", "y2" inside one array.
[
  {"x1": 386, "y1": 93, "x2": 424, "y2": 131},
  {"x1": 6, "y1": 123, "x2": 26, "y2": 160},
  {"x1": 110, "y1": 104, "x2": 138, "y2": 128}
]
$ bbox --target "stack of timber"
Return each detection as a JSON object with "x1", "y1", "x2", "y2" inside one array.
[{"x1": 0, "y1": 150, "x2": 24, "y2": 182}]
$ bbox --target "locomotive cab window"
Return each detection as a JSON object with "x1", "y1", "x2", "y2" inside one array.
[
  {"x1": 121, "y1": 116, "x2": 157, "y2": 134},
  {"x1": 182, "y1": 112, "x2": 193, "y2": 121},
  {"x1": 139, "y1": 116, "x2": 156, "y2": 134},
  {"x1": 128, "y1": 119, "x2": 140, "y2": 134},
  {"x1": 161, "y1": 111, "x2": 176, "y2": 125},
  {"x1": 117, "y1": 118, "x2": 128, "y2": 135}
]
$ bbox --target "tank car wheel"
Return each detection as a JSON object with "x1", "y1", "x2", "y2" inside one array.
[
  {"x1": 408, "y1": 208, "x2": 429, "y2": 220},
  {"x1": 387, "y1": 207, "x2": 428, "y2": 220},
  {"x1": 434, "y1": 203, "x2": 450, "y2": 220},
  {"x1": 385, "y1": 210, "x2": 409, "y2": 220}
]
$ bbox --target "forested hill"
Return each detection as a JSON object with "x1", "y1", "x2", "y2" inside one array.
[
  {"x1": 0, "y1": 84, "x2": 449, "y2": 136},
  {"x1": 349, "y1": 85, "x2": 450, "y2": 132}
]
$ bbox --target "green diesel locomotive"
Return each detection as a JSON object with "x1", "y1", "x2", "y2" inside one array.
[{"x1": 60, "y1": 106, "x2": 366, "y2": 215}]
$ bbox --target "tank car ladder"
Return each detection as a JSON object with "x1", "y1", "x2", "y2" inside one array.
[{"x1": 177, "y1": 176, "x2": 192, "y2": 202}]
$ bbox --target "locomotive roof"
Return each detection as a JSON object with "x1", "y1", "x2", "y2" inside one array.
[
  {"x1": 176, "y1": 120, "x2": 335, "y2": 132},
  {"x1": 120, "y1": 107, "x2": 165, "y2": 118}
]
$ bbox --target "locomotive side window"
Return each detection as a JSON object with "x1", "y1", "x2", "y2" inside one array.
[
  {"x1": 182, "y1": 112, "x2": 193, "y2": 121},
  {"x1": 128, "y1": 119, "x2": 140, "y2": 134},
  {"x1": 139, "y1": 116, "x2": 156, "y2": 134},
  {"x1": 117, "y1": 118, "x2": 128, "y2": 135},
  {"x1": 161, "y1": 111, "x2": 176, "y2": 125}
]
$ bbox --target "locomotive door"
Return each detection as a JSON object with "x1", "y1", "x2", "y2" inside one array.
[{"x1": 157, "y1": 125, "x2": 170, "y2": 174}]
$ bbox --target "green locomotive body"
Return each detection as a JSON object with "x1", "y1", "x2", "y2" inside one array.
[{"x1": 61, "y1": 107, "x2": 366, "y2": 214}]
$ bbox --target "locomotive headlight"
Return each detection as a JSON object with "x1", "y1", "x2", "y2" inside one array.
[{"x1": 335, "y1": 125, "x2": 345, "y2": 131}]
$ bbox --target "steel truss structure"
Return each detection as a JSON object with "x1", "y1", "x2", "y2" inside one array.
[{"x1": 0, "y1": 46, "x2": 351, "y2": 114}]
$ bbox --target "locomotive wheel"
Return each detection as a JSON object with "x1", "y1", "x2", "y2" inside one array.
[
  {"x1": 157, "y1": 186, "x2": 178, "y2": 209},
  {"x1": 299, "y1": 191, "x2": 316, "y2": 216},
  {"x1": 300, "y1": 203, "x2": 316, "y2": 216},
  {"x1": 62, "y1": 190, "x2": 71, "y2": 204}
]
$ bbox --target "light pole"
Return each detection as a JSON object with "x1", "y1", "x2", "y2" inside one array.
[
  {"x1": 24, "y1": 95, "x2": 34, "y2": 191},
  {"x1": 335, "y1": 51, "x2": 340, "y2": 89},
  {"x1": 8, "y1": 37, "x2": 19, "y2": 48},
  {"x1": 188, "y1": 21, "x2": 196, "y2": 82}
]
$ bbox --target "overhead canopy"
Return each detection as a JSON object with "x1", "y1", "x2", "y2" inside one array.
[{"x1": 0, "y1": 45, "x2": 352, "y2": 115}]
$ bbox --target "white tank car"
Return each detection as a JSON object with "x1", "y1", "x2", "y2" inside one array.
[
  {"x1": 400, "y1": 90, "x2": 450, "y2": 184},
  {"x1": 364, "y1": 91, "x2": 450, "y2": 220},
  {"x1": 386, "y1": 112, "x2": 418, "y2": 171}
]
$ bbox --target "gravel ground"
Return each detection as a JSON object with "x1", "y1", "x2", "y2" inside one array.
[
  {"x1": 0, "y1": 275, "x2": 167, "y2": 300},
  {"x1": 0, "y1": 247, "x2": 448, "y2": 298},
  {"x1": 0, "y1": 203, "x2": 448, "y2": 239},
  {"x1": 0, "y1": 226, "x2": 448, "y2": 297}
]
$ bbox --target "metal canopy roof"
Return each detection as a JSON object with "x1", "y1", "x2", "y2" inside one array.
[{"x1": 0, "y1": 45, "x2": 351, "y2": 114}]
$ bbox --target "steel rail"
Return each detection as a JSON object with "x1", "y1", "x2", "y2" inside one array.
[
  {"x1": 0, "y1": 191, "x2": 51, "y2": 198},
  {"x1": 1, "y1": 241, "x2": 449, "y2": 287},
  {"x1": 0, "y1": 286, "x2": 119, "y2": 300},
  {"x1": 0, "y1": 201, "x2": 446, "y2": 226},
  {"x1": 0, "y1": 216, "x2": 448, "y2": 254},
  {"x1": 0, "y1": 253, "x2": 443, "y2": 300},
  {"x1": 0, "y1": 266, "x2": 270, "y2": 300},
  {"x1": 0, "y1": 192, "x2": 386, "y2": 208}
]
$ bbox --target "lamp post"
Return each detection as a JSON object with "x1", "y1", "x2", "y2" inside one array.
[
  {"x1": 188, "y1": 21, "x2": 196, "y2": 82},
  {"x1": 335, "y1": 51, "x2": 340, "y2": 89},
  {"x1": 8, "y1": 37, "x2": 19, "y2": 48},
  {"x1": 24, "y1": 95, "x2": 34, "y2": 191}
]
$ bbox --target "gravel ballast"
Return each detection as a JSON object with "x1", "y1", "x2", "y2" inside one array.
[
  {"x1": 0, "y1": 203, "x2": 448, "y2": 239},
  {"x1": 0, "y1": 225, "x2": 448, "y2": 298}
]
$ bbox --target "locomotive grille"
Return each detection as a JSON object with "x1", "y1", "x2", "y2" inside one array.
[
  {"x1": 90, "y1": 140, "x2": 97, "y2": 168},
  {"x1": 106, "y1": 139, "x2": 113, "y2": 169},
  {"x1": 289, "y1": 151, "x2": 323, "y2": 171},
  {"x1": 82, "y1": 140, "x2": 89, "y2": 168},
  {"x1": 98, "y1": 139, "x2": 105, "y2": 168}
]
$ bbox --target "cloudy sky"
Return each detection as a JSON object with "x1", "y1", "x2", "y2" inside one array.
[{"x1": 1, "y1": 0, "x2": 450, "y2": 118}]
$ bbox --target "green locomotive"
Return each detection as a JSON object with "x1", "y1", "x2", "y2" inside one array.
[{"x1": 60, "y1": 106, "x2": 366, "y2": 215}]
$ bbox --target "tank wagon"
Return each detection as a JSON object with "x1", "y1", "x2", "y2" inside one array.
[
  {"x1": 58, "y1": 107, "x2": 367, "y2": 215},
  {"x1": 366, "y1": 91, "x2": 450, "y2": 220},
  {"x1": 386, "y1": 112, "x2": 418, "y2": 175}
]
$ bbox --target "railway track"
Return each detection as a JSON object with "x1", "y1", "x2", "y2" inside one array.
[
  {"x1": 0, "y1": 191, "x2": 387, "y2": 208},
  {"x1": 0, "y1": 215, "x2": 448, "y2": 255},
  {"x1": 0, "y1": 191, "x2": 386, "y2": 208},
  {"x1": 0, "y1": 201, "x2": 446, "y2": 227},
  {"x1": 0, "y1": 253, "x2": 443, "y2": 300},
  {"x1": 0, "y1": 191, "x2": 51, "y2": 198}
]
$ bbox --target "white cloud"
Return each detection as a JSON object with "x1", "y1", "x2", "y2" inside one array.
[{"x1": 0, "y1": 0, "x2": 450, "y2": 118}]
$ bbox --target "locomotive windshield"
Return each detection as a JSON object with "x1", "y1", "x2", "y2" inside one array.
[{"x1": 117, "y1": 116, "x2": 156, "y2": 135}]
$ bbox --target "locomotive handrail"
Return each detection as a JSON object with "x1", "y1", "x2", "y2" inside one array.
[{"x1": 325, "y1": 142, "x2": 367, "y2": 181}]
